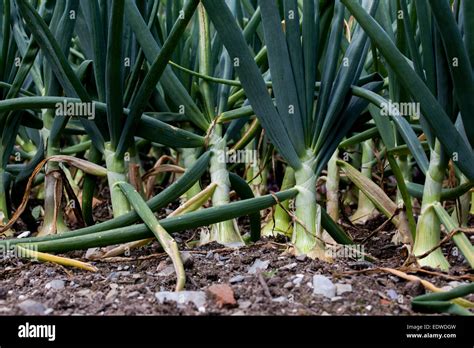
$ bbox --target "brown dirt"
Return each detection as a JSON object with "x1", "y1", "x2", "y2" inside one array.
[{"x1": 1, "y1": 213, "x2": 472, "y2": 316}]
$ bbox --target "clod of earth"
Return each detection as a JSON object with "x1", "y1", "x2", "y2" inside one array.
[{"x1": 206, "y1": 284, "x2": 237, "y2": 308}]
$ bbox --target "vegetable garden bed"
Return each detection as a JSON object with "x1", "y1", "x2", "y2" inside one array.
[{"x1": 0, "y1": 0, "x2": 473, "y2": 317}]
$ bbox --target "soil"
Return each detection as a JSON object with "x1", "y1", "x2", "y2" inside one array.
[{"x1": 1, "y1": 213, "x2": 473, "y2": 316}]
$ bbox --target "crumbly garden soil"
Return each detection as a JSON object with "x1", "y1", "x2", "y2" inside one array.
[
  {"x1": 1, "y1": 212, "x2": 473, "y2": 316},
  {"x1": 1, "y1": 179, "x2": 473, "y2": 315}
]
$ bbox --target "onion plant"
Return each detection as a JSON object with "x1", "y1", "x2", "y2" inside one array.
[
  {"x1": 343, "y1": 0, "x2": 474, "y2": 270},
  {"x1": 0, "y1": 0, "x2": 472, "y2": 283},
  {"x1": 9, "y1": 0, "x2": 205, "y2": 230},
  {"x1": 202, "y1": 0, "x2": 380, "y2": 257},
  {"x1": 350, "y1": 139, "x2": 378, "y2": 223},
  {"x1": 2, "y1": 1, "x2": 300, "y2": 256}
]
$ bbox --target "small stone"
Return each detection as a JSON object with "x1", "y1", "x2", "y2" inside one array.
[
  {"x1": 44, "y1": 268, "x2": 56, "y2": 277},
  {"x1": 272, "y1": 296, "x2": 287, "y2": 303},
  {"x1": 448, "y1": 281, "x2": 464, "y2": 288},
  {"x1": 18, "y1": 295, "x2": 26, "y2": 301},
  {"x1": 292, "y1": 274, "x2": 305, "y2": 286},
  {"x1": 127, "y1": 291, "x2": 140, "y2": 299},
  {"x1": 280, "y1": 263, "x2": 297, "y2": 270},
  {"x1": 312, "y1": 275, "x2": 336, "y2": 299},
  {"x1": 229, "y1": 275, "x2": 245, "y2": 284},
  {"x1": 247, "y1": 259, "x2": 269, "y2": 274},
  {"x1": 331, "y1": 296, "x2": 343, "y2": 302},
  {"x1": 295, "y1": 254, "x2": 307, "y2": 262},
  {"x1": 107, "y1": 272, "x2": 119, "y2": 281},
  {"x1": 85, "y1": 247, "x2": 102, "y2": 260},
  {"x1": 105, "y1": 288, "x2": 118, "y2": 301},
  {"x1": 387, "y1": 289, "x2": 398, "y2": 300},
  {"x1": 219, "y1": 255, "x2": 230, "y2": 261},
  {"x1": 156, "y1": 260, "x2": 168, "y2": 272},
  {"x1": 15, "y1": 278, "x2": 25, "y2": 287},
  {"x1": 388, "y1": 275, "x2": 400, "y2": 283},
  {"x1": 155, "y1": 291, "x2": 207, "y2": 309},
  {"x1": 180, "y1": 251, "x2": 194, "y2": 269},
  {"x1": 207, "y1": 284, "x2": 236, "y2": 308},
  {"x1": 45, "y1": 279, "x2": 65, "y2": 290},
  {"x1": 283, "y1": 282, "x2": 293, "y2": 289},
  {"x1": 238, "y1": 300, "x2": 252, "y2": 309},
  {"x1": 157, "y1": 265, "x2": 175, "y2": 277},
  {"x1": 335, "y1": 283, "x2": 352, "y2": 295},
  {"x1": 365, "y1": 305, "x2": 373, "y2": 311},
  {"x1": 404, "y1": 280, "x2": 425, "y2": 297},
  {"x1": 77, "y1": 289, "x2": 92, "y2": 299},
  {"x1": 18, "y1": 300, "x2": 46, "y2": 315},
  {"x1": 44, "y1": 308, "x2": 54, "y2": 315}
]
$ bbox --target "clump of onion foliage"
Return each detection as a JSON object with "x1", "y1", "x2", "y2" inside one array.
[{"x1": 0, "y1": 0, "x2": 472, "y2": 290}]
